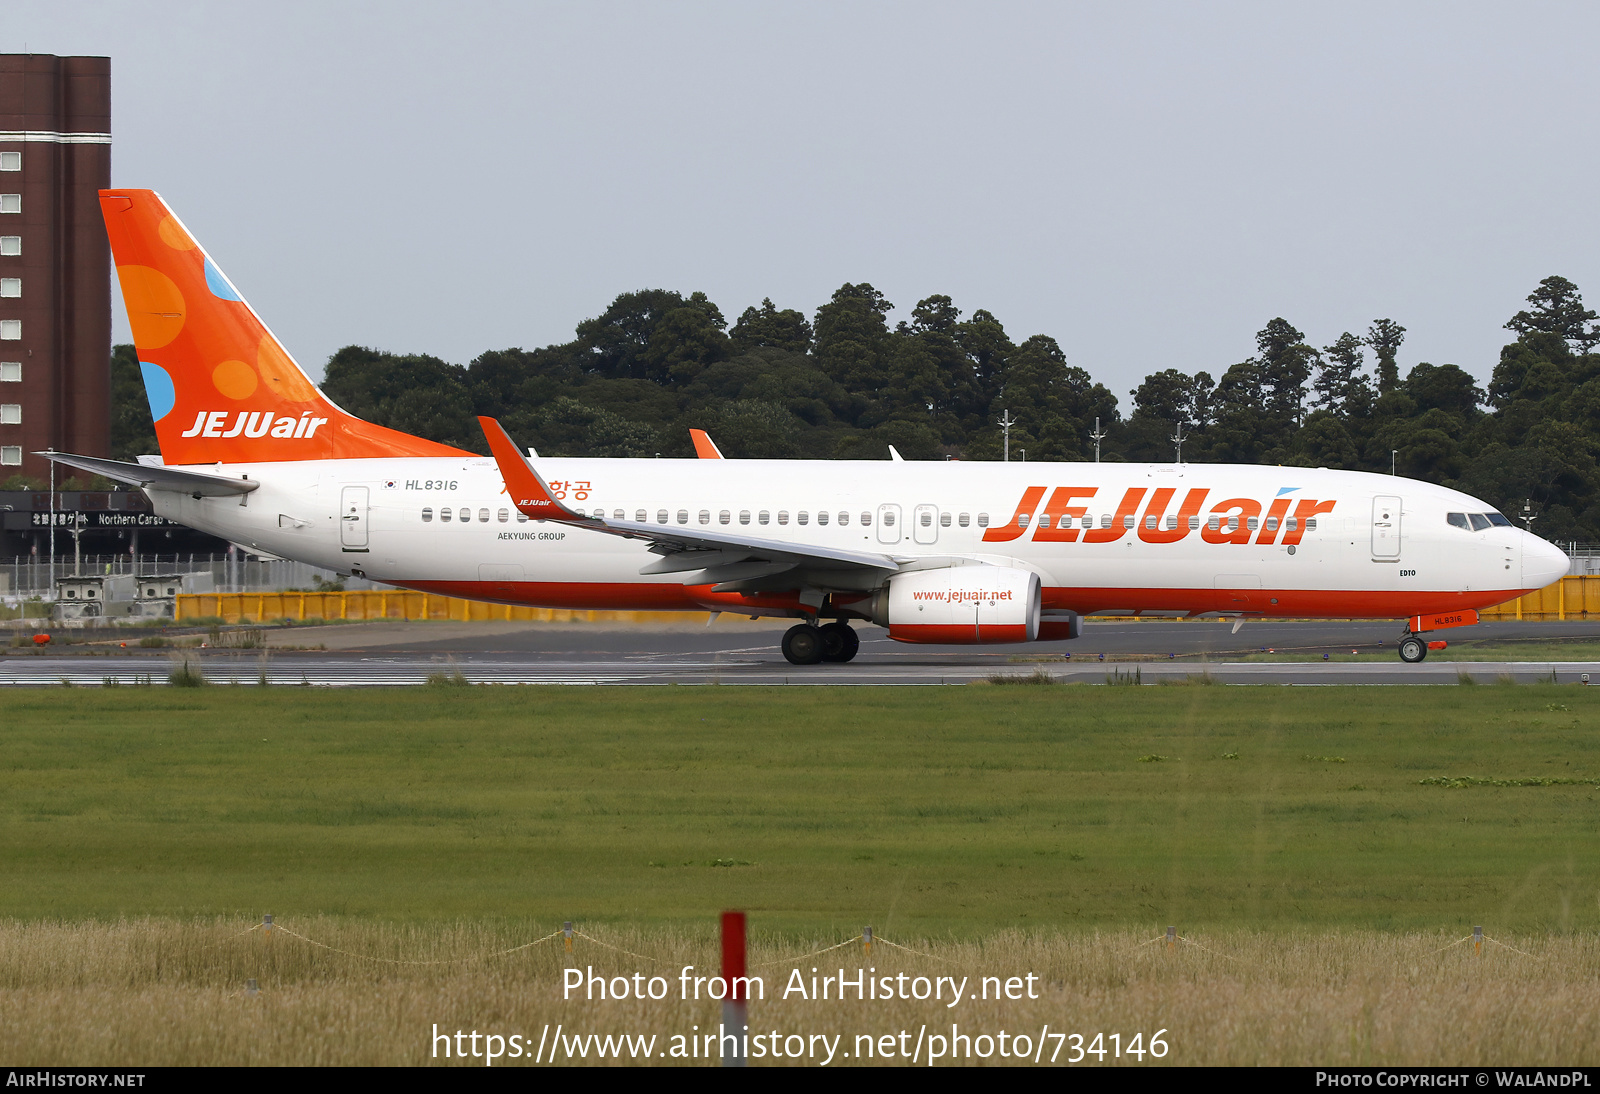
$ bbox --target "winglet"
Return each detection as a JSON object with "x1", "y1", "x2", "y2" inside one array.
[
  {"x1": 888, "y1": 445, "x2": 905, "y2": 462},
  {"x1": 478, "y1": 416, "x2": 584, "y2": 521},
  {"x1": 690, "y1": 428, "x2": 724, "y2": 459}
]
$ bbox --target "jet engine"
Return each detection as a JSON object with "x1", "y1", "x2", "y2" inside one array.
[{"x1": 869, "y1": 566, "x2": 1042, "y2": 644}]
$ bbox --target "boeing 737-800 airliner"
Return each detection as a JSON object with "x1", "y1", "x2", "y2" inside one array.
[{"x1": 44, "y1": 190, "x2": 1570, "y2": 665}]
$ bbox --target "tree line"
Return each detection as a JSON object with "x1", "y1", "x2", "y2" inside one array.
[{"x1": 97, "y1": 275, "x2": 1600, "y2": 542}]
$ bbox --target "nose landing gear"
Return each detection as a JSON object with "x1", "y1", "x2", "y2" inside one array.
[
  {"x1": 1398, "y1": 633, "x2": 1427, "y2": 663},
  {"x1": 781, "y1": 621, "x2": 860, "y2": 665}
]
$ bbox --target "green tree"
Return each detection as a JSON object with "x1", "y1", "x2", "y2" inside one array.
[
  {"x1": 1255, "y1": 318, "x2": 1318, "y2": 424},
  {"x1": 730, "y1": 299, "x2": 812, "y2": 354},
  {"x1": 1315, "y1": 332, "x2": 1375, "y2": 419},
  {"x1": 1505, "y1": 276, "x2": 1600, "y2": 354},
  {"x1": 322, "y1": 346, "x2": 479, "y2": 450},
  {"x1": 1366, "y1": 319, "x2": 1406, "y2": 395},
  {"x1": 109, "y1": 344, "x2": 158, "y2": 460},
  {"x1": 812, "y1": 283, "x2": 894, "y2": 417}
]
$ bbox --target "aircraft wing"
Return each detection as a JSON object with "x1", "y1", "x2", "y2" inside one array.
[
  {"x1": 36, "y1": 451, "x2": 261, "y2": 497},
  {"x1": 478, "y1": 417, "x2": 903, "y2": 591}
]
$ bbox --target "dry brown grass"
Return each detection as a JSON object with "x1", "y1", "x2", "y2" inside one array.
[{"x1": 2, "y1": 920, "x2": 1598, "y2": 1066}]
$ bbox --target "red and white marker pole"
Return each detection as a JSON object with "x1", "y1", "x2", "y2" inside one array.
[{"x1": 721, "y1": 910, "x2": 747, "y2": 1066}]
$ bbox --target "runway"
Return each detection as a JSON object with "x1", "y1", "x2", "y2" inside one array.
[{"x1": 4, "y1": 618, "x2": 1600, "y2": 685}]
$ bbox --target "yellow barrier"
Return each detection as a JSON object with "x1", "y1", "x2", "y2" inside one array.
[
  {"x1": 1479, "y1": 575, "x2": 1600, "y2": 622},
  {"x1": 175, "y1": 590, "x2": 702, "y2": 625},
  {"x1": 176, "y1": 575, "x2": 1598, "y2": 626}
]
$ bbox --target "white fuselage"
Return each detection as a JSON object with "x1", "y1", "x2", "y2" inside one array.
[{"x1": 151, "y1": 456, "x2": 1567, "y2": 625}]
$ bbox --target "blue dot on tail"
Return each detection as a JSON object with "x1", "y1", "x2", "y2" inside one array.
[
  {"x1": 204, "y1": 257, "x2": 243, "y2": 301},
  {"x1": 139, "y1": 361, "x2": 176, "y2": 421}
]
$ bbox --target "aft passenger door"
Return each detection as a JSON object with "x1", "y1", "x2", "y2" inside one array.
[
  {"x1": 1372, "y1": 495, "x2": 1401, "y2": 560},
  {"x1": 340, "y1": 485, "x2": 370, "y2": 551}
]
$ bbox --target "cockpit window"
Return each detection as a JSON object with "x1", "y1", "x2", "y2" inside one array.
[
  {"x1": 1468, "y1": 513, "x2": 1492, "y2": 531},
  {"x1": 1447, "y1": 512, "x2": 1469, "y2": 530},
  {"x1": 1486, "y1": 513, "x2": 1512, "y2": 527}
]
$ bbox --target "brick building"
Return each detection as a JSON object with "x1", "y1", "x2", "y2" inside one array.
[{"x1": 0, "y1": 54, "x2": 112, "y2": 483}]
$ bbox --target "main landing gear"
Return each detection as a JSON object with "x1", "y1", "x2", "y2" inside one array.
[{"x1": 781, "y1": 622, "x2": 860, "y2": 666}]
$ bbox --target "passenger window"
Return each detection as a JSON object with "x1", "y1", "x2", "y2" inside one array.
[
  {"x1": 635, "y1": 509, "x2": 647, "y2": 522},
  {"x1": 1265, "y1": 516, "x2": 1278, "y2": 531},
  {"x1": 861, "y1": 511, "x2": 872, "y2": 526},
  {"x1": 441, "y1": 508, "x2": 452, "y2": 523},
  {"x1": 838, "y1": 512, "x2": 849, "y2": 526},
  {"x1": 976, "y1": 513, "x2": 989, "y2": 527},
  {"x1": 1246, "y1": 516, "x2": 1259, "y2": 531},
  {"x1": 657, "y1": 510, "x2": 669, "y2": 523},
  {"x1": 817, "y1": 511, "x2": 829, "y2": 525},
  {"x1": 777, "y1": 511, "x2": 790, "y2": 525},
  {"x1": 1100, "y1": 514, "x2": 1112, "y2": 528},
  {"x1": 517, "y1": 513, "x2": 528, "y2": 523},
  {"x1": 698, "y1": 510, "x2": 710, "y2": 525},
  {"x1": 958, "y1": 513, "x2": 970, "y2": 527},
  {"x1": 739, "y1": 510, "x2": 751, "y2": 524},
  {"x1": 759, "y1": 511, "x2": 770, "y2": 525},
  {"x1": 421, "y1": 507, "x2": 433, "y2": 522},
  {"x1": 478, "y1": 508, "x2": 490, "y2": 522},
  {"x1": 1469, "y1": 514, "x2": 1491, "y2": 531},
  {"x1": 922, "y1": 512, "x2": 933, "y2": 527},
  {"x1": 797, "y1": 511, "x2": 809, "y2": 525},
  {"x1": 939, "y1": 512, "x2": 951, "y2": 527},
  {"x1": 1122, "y1": 514, "x2": 1134, "y2": 529},
  {"x1": 498, "y1": 509, "x2": 509, "y2": 522},
  {"x1": 1207, "y1": 514, "x2": 1220, "y2": 530},
  {"x1": 1018, "y1": 513, "x2": 1030, "y2": 528},
  {"x1": 1188, "y1": 516, "x2": 1199, "y2": 530},
  {"x1": 613, "y1": 509, "x2": 624, "y2": 521},
  {"x1": 1306, "y1": 518, "x2": 1318, "y2": 531},
  {"x1": 719, "y1": 510, "x2": 730, "y2": 524},
  {"x1": 460, "y1": 508, "x2": 471, "y2": 522},
  {"x1": 1144, "y1": 515, "x2": 1158, "y2": 530},
  {"x1": 1286, "y1": 517, "x2": 1297, "y2": 531},
  {"x1": 673, "y1": 510, "x2": 687, "y2": 524},
  {"x1": 881, "y1": 511, "x2": 894, "y2": 526},
  {"x1": 1227, "y1": 516, "x2": 1238, "y2": 531},
  {"x1": 1165, "y1": 515, "x2": 1177, "y2": 530}
]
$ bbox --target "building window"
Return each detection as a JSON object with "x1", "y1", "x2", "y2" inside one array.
[
  {"x1": 0, "y1": 320, "x2": 18, "y2": 340},
  {"x1": 0, "y1": 195, "x2": 19, "y2": 214},
  {"x1": 0, "y1": 279, "x2": 16, "y2": 298},
  {"x1": 0, "y1": 446, "x2": 19, "y2": 465},
  {"x1": 0, "y1": 404, "x2": 18, "y2": 424},
  {"x1": 0, "y1": 152, "x2": 18, "y2": 171},
  {"x1": 0, "y1": 237, "x2": 17, "y2": 256},
  {"x1": 0, "y1": 362, "x2": 17, "y2": 381}
]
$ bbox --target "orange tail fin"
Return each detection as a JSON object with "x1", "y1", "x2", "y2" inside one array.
[{"x1": 102, "y1": 189, "x2": 470, "y2": 464}]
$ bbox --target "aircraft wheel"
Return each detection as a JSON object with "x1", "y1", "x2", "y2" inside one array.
[
  {"x1": 819, "y1": 622, "x2": 860, "y2": 663},
  {"x1": 1398, "y1": 635, "x2": 1427, "y2": 663},
  {"x1": 782, "y1": 624, "x2": 825, "y2": 665}
]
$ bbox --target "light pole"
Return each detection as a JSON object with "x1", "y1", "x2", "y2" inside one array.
[
  {"x1": 1171, "y1": 421, "x2": 1187, "y2": 465},
  {"x1": 47, "y1": 448, "x2": 55, "y2": 598},
  {"x1": 1090, "y1": 416, "x2": 1107, "y2": 463},
  {"x1": 1390, "y1": 449, "x2": 1397, "y2": 476},
  {"x1": 998, "y1": 409, "x2": 1015, "y2": 462}
]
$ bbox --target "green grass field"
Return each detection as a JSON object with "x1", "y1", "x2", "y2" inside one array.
[{"x1": 3, "y1": 686, "x2": 1599, "y2": 935}]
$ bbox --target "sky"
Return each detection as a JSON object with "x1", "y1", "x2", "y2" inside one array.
[{"x1": 10, "y1": 1, "x2": 1600, "y2": 398}]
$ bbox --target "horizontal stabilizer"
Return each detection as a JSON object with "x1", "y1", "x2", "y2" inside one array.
[{"x1": 36, "y1": 451, "x2": 260, "y2": 497}]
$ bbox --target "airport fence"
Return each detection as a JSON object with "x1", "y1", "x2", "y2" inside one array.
[{"x1": 176, "y1": 575, "x2": 1600, "y2": 626}]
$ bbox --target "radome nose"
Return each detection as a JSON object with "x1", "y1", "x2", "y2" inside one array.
[{"x1": 1522, "y1": 532, "x2": 1570, "y2": 591}]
